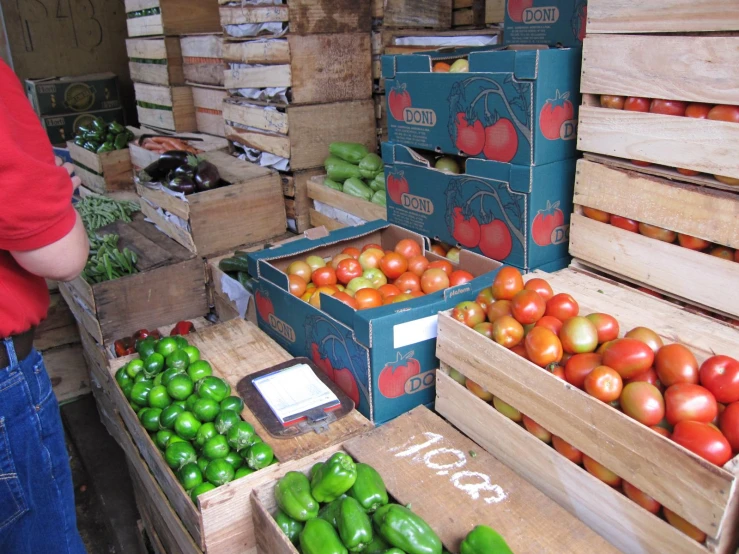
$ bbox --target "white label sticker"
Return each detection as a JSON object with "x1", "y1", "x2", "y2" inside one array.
[{"x1": 393, "y1": 315, "x2": 438, "y2": 349}]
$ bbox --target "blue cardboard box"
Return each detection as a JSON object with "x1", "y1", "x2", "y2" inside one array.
[
  {"x1": 383, "y1": 142, "x2": 575, "y2": 272},
  {"x1": 382, "y1": 46, "x2": 581, "y2": 166},
  {"x1": 247, "y1": 221, "x2": 501, "y2": 424},
  {"x1": 504, "y1": 0, "x2": 587, "y2": 48}
]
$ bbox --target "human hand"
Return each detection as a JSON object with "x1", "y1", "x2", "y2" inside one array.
[{"x1": 56, "y1": 156, "x2": 82, "y2": 192}]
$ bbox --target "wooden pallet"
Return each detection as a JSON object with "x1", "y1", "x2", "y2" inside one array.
[{"x1": 125, "y1": 0, "x2": 220, "y2": 37}]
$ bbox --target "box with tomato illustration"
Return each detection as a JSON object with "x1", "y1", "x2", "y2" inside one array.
[
  {"x1": 246, "y1": 220, "x2": 501, "y2": 424},
  {"x1": 383, "y1": 142, "x2": 574, "y2": 272},
  {"x1": 504, "y1": 0, "x2": 587, "y2": 47},
  {"x1": 382, "y1": 45, "x2": 581, "y2": 166}
]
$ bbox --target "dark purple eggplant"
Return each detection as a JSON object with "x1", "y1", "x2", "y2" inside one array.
[
  {"x1": 159, "y1": 150, "x2": 192, "y2": 171},
  {"x1": 194, "y1": 160, "x2": 221, "y2": 192},
  {"x1": 168, "y1": 175, "x2": 196, "y2": 195},
  {"x1": 174, "y1": 164, "x2": 195, "y2": 179},
  {"x1": 141, "y1": 160, "x2": 168, "y2": 182}
]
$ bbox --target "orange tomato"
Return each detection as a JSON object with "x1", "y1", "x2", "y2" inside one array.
[
  {"x1": 391, "y1": 293, "x2": 414, "y2": 304},
  {"x1": 522, "y1": 415, "x2": 552, "y2": 443},
  {"x1": 510, "y1": 290, "x2": 546, "y2": 325},
  {"x1": 355, "y1": 288, "x2": 383, "y2": 310},
  {"x1": 407, "y1": 255, "x2": 430, "y2": 277},
  {"x1": 428, "y1": 259, "x2": 453, "y2": 276},
  {"x1": 312, "y1": 267, "x2": 337, "y2": 287},
  {"x1": 333, "y1": 291, "x2": 359, "y2": 309},
  {"x1": 552, "y1": 435, "x2": 582, "y2": 465},
  {"x1": 582, "y1": 207, "x2": 611, "y2": 223},
  {"x1": 358, "y1": 248, "x2": 385, "y2": 270},
  {"x1": 449, "y1": 270, "x2": 474, "y2": 286},
  {"x1": 524, "y1": 327, "x2": 563, "y2": 367},
  {"x1": 300, "y1": 291, "x2": 313, "y2": 302},
  {"x1": 309, "y1": 286, "x2": 337, "y2": 309},
  {"x1": 492, "y1": 315, "x2": 524, "y2": 348},
  {"x1": 410, "y1": 290, "x2": 425, "y2": 298},
  {"x1": 491, "y1": 267, "x2": 524, "y2": 300},
  {"x1": 487, "y1": 299, "x2": 512, "y2": 322},
  {"x1": 535, "y1": 315, "x2": 563, "y2": 336},
  {"x1": 380, "y1": 252, "x2": 409, "y2": 280},
  {"x1": 362, "y1": 243, "x2": 383, "y2": 252},
  {"x1": 286, "y1": 260, "x2": 312, "y2": 282},
  {"x1": 288, "y1": 274, "x2": 307, "y2": 297},
  {"x1": 342, "y1": 246, "x2": 361, "y2": 259},
  {"x1": 377, "y1": 284, "x2": 401, "y2": 299},
  {"x1": 710, "y1": 245, "x2": 734, "y2": 260},
  {"x1": 395, "y1": 239, "x2": 422, "y2": 259},
  {"x1": 622, "y1": 481, "x2": 661, "y2": 514},
  {"x1": 584, "y1": 366, "x2": 623, "y2": 403},
  {"x1": 523, "y1": 278, "x2": 553, "y2": 302},
  {"x1": 583, "y1": 455, "x2": 621, "y2": 487},
  {"x1": 433, "y1": 62, "x2": 451, "y2": 72},
  {"x1": 663, "y1": 507, "x2": 706, "y2": 543},
  {"x1": 466, "y1": 379, "x2": 494, "y2": 402},
  {"x1": 330, "y1": 253, "x2": 353, "y2": 270},
  {"x1": 420, "y1": 268, "x2": 450, "y2": 294},
  {"x1": 394, "y1": 272, "x2": 421, "y2": 293},
  {"x1": 430, "y1": 243, "x2": 448, "y2": 256}
]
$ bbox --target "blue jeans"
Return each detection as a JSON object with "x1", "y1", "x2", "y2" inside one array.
[{"x1": 0, "y1": 339, "x2": 86, "y2": 553}]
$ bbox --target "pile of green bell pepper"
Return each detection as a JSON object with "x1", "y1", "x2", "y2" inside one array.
[
  {"x1": 323, "y1": 143, "x2": 386, "y2": 208},
  {"x1": 73, "y1": 118, "x2": 133, "y2": 155}
]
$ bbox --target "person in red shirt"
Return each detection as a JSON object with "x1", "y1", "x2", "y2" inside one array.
[{"x1": 0, "y1": 60, "x2": 89, "y2": 552}]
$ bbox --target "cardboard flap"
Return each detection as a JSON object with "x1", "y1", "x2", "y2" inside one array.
[
  {"x1": 465, "y1": 158, "x2": 533, "y2": 194},
  {"x1": 387, "y1": 143, "x2": 431, "y2": 167},
  {"x1": 396, "y1": 54, "x2": 432, "y2": 73},
  {"x1": 381, "y1": 55, "x2": 398, "y2": 79},
  {"x1": 257, "y1": 260, "x2": 290, "y2": 291},
  {"x1": 322, "y1": 294, "x2": 358, "y2": 330}
]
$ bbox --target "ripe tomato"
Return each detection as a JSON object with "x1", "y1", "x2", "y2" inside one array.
[
  {"x1": 288, "y1": 274, "x2": 307, "y2": 297},
  {"x1": 535, "y1": 315, "x2": 563, "y2": 336},
  {"x1": 582, "y1": 206, "x2": 611, "y2": 223},
  {"x1": 428, "y1": 259, "x2": 453, "y2": 276},
  {"x1": 287, "y1": 260, "x2": 312, "y2": 282},
  {"x1": 362, "y1": 243, "x2": 383, "y2": 253},
  {"x1": 379, "y1": 252, "x2": 408, "y2": 280},
  {"x1": 663, "y1": 507, "x2": 707, "y2": 544},
  {"x1": 545, "y1": 293, "x2": 579, "y2": 321},
  {"x1": 491, "y1": 267, "x2": 524, "y2": 300},
  {"x1": 466, "y1": 379, "x2": 494, "y2": 402},
  {"x1": 420, "y1": 268, "x2": 450, "y2": 294},
  {"x1": 620, "y1": 382, "x2": 665, "y2": 426},
  {"x1": 584, "y1": 366, "x2": 623, "y2": 403},
  {"x1": 407, "y1": 255, "x2": 429, "y2": 277},
  {"x1": 583, "y1": 455, "x2": 621, "y2": 487},
  {"x1": 300, "y1": 290, "x2": 313, "y2": 302},
  {"x1": 624, "y1": 97, "x2": 650, "y2": 112},
  {"x1": 549, "y1": 363, "x2": 566, "y2": 380},
  {"x1": 708, "y1": 104, "x2": 739, "y2": 123},
  {"x1": 492, "y1": 397, "x2": 522, "y2": 422},
  {"x1": 410, "y1": 290, "x2": 425, "y2": 298},
  {"x1": 699, "y1": 355, "x2": 739, "y2": 404},
  {"x1": 522, "y1": 415, "x2": 552, "y2": 443},
  {"x1": 359, "y1": 248, "x2": 385, "y2": 270},
  {"x1": 638, "y1": 222, "x2": 676, "y2": 243},
  {"x1": 655, "y1": 344, "x2": 699, "y2": 386},
  {"x1": 525, "y1": 327, "x2": 563, "y2": 367},
  {"x1": 449, "y1": 270, "x2": 474, "y2": 286},
  {"x1": 552, "y1": 435, "x2": 583, "y2": 464},
  {"x1": 672, "y1": 421, "x2": 732, "y2": 466},
  {"x1": 492, "y1": 315, "x2": 524, "y2": 348},
  {"x1": 585, "y1": 313, "x2": 620, "y2": 343},
  {"x1": 710, "y1": 245, "x2": 734, "y2": 260},
  {"x1": 524, "y1": 278, "x2": 553, "y2": 302},
  {"x1": 473, "y1": 322, "x2": 494, "y2": 340},
  {"x1": 677, "y1": 233, "x2": 711, "y2": 251},
  {"x1": 430, "y1": 243, "x2": 448, "y2": 256},
  {"x1": 335, "y1": 258, "x2": 363, "y2": 285},
  {"x1": 312, "y1": 267, "x2": 337, "y2": 286},
  {"x1": 394, "y1": 272, "x2": 421, "y2": 293},
  {"x1": 624, "y1": 326, "x2": 664, "y2": 354},
  {"x1": 600, "y1": 95, "x2": 625, "y2": 110},
  {"x1": 475, "y1": 288, "x2": 495, "y2": 313},
  {"x1": 610, "y1": 215, "x2": 639, "y2": 232},
  {"x1": 451, "y1": 301, "x2": 486, "y2": 328},
  {"x1": 390, "y1": 293, "x2": 414, "y2": 304},
  {"x1": 394, "y1": 239, "x2": 422, "y2": 259},
  {"x1": 622, "y1": 481, "x2": 661, "y2": 514},
  {"x1": 559, "y1": 316, "x2": 599, "y2": 354},
  {"x1": 564, "y1": 353, "x2": 602, "y2": 389},
  {"x1": 332, "y1": 291, "x2": 359, "y2": 309},
  {"x1": 377, "y1": 284, "x2": 401, "y2": 299},
  {"x1": 685, "y1": 103, "x2": 711, "y2": 119},
  {"x1": 649, "y1": 99, "x2": 687, "y2": 116},
  {"x1": 624, "y1": 367, "x2": 663, "y2": 391},
  {"x1": 433, "y1": 62, "x2": 450, "y2": 72},
  {"x1": 354, "y1": 288, "x2": 383, "y2": 310},
  {"x1": 720, "y1": 402, "x2": 739, "y2": 451},
  {"x1": 309, "y1": 286, "x2": 337, "y2": 309},
  {"x1": 305, "y1": 255, "x2": 326, "y2": 272},
  {"x1": 510, "y1": 290, "x2": 546, "y2": 325},
  {"x1": 487, "y1": 300, "x2": 512, "y2": 322},
  {"x1": 602, "y1": 339, "x2": 655, "y2": 379},
  {"x1": 651, "y1": 425, "x2": 671, "y2": 438},
  {"x1": 342, "y1": 246, "x2": 361, "y2": 259},
  {"x1": 330, "y1": 253, "x2": 353, "y2": 270},
  {"x1": 510, "y1": 343, "x2": 529, "y2": 360},
  {"x1": 664, "y1": 384, "x2": 718, "y2": 425}
]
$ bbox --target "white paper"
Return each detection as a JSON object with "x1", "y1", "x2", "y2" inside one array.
[
  {"x1": 224, "y1": 22, "x2": 286, "y2": 38},
  {"x1": 233, "y1": 142, "x2": 290, "y2": 170},
  {"x1": 220, "y1": 273, "x2": 251, "y2": 319},
  {"x1": 314, "y1": 200, "x2": 367, "y2": 227},
  {"x1": 393, "y1": 315, "x2": 439, "y2": 349},
  {"x1": 395, "y1": 35, "x2": 499, "y2": 47}
]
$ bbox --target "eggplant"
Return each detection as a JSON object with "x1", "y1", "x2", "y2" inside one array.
[
  {"x1": 159, "y1": 150, "x2": 192, "y2": 172},
  {"x1": 140, "y1": 160, "x2": 168, "y2": 182},
  {"x1": 168, "y1": 175, "x2": 196, "y2": 195},
  {"x1": 194, "y1": 160, "x2": 221, "y2": 192},
  {"x1": 174, "y1": 164, "x2": 195, "y2": 179}
]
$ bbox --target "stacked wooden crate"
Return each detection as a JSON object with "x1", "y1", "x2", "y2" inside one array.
[
  {"x1": 572, "y1": 1, "x2": 739, "y2": 323},
  {"x1": 180, "y1": 34, "x2": 228, "y2": 136},
  {"x1": 452, "y1": 0, "x2": 485, "y2": 27}
]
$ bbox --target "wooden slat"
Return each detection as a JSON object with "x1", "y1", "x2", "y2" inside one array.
[
  {"x1": 454, "y1": 0, "x2": 473, "y2": 8},
  {"x1": 309, "y1": 208, "x2": 345, "y2": 231},
  {"x1": 126, "y1": 37, "x2": 169, "y2": 60},
  {"x1": 43, "y1": 344, "x2": 90, "y2": 403},
  {"x1": 452, "y1": 7, "x2": 475, "y2": 26},
  {"x1": 35, "y1": 292, "x2": 79, "y2": 351},
  {"x1": 137, "y1": 106, "x2": 176, "y2": 132},
  {"x1": 485, "y1": 0, "x2": 504, "y2": 22},
  {"x1": 180, "y1": 33, "x2": 222, "y2": 58},
  {"x1": 134, "y1": 82, "x2": 176, "y2": 106},
  {"x1": 222, "y1": 39, "x2": 290, "y2": 64},
  {"x1": 195, "y1": 111, "x2": 225, "y2": 137},
  {"x1": 137, "y1": 182, "x2": 190, "y2": 220},
  {"x1": 224, "y1": 124, "x2": 291, "y2": 159},
  {"x1": 139, "y1": 200, "x2": 198, "y2": 253},
  {"x1": 129, "y1": 63, "x2": 174, "y2": 87},
  {"x1": 222, "y1": 101, "x2": 289, "y2": 135},
  {"x1": 125, "y1": 0, "x2": 159, "y2": 11},
  {"x1": 307, "y1": 176, "x2": 386, "y2": 222},
  {"x1": 59, "y1": 281, "x2": 103, "y2": 345},
  {"x1": 383, "y1": 0, "x2": 453, "y2": 28},
  {"x1": 127, "y1": 14, "x2": 164, "y2": 37},
  {"x1": 281, "y1": 174, "x2": 295, "y2": 196},
  {"x1": 223, "y1": 64, "x2": 292, "y2": 89}
]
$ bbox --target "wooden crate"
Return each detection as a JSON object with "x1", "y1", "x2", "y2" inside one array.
[
  {"x1": 67, "y1": 142, "x2": 133, "y2": 195},
  {"x1": 218, "y1": 0, "x2": 370, "y2": 36},
  {"x1": 125, "y1": 0, "x2": 220, "y2": 37},
  {"x1": 222, "y1": 33, "x2": 371, "y2": 105},
  {"x1": 135, "y1": 83, "x2": 196, "y2": 133},
  {"x1": 571, "y1": 158, "x2": 739, "y2": 318},
  {"x1": 452, "y1": 0, "x2": 485, "y2": 27},
  {"x1": 307, "y1": 175, "x2": 387, "y2": 231},
  {"x1": 586, "y1": 0, "x2": 739, "y2": 34},
  {"x1": 137, "y1": 150, "x2": 285, "y2": 257},
  {"x1": 126, "y1": 37, "x2": 184, "y2": 86},
  {"x1": 191, "y1": 86, "x2": 227, "y2": 137},
  {"x1": 223, "y1": 98, "x2": 376, "y2": 171},
  {"x1": 128, "y1": 127, "x2": 229, "y2": 171},
  {"x1": 251, "y1": 406, "x2": 621, "y2": 554},
  {"x1": 43, "y1": 343, "x2": 90, "y2": 403},
  {"x1": 485, "y1": 0, "x2": 505, "y2": 23},
  {"x1": 59, "y1": 217, "x2": 208, "y2": 346},
  {"x1": 436, "y1": 267, "x2": 739, "y2": 552},
  {"x1": 382, "y1": 0, "x2": 453, "y2": 28},
  {"x1": 35, "y1": 291, "x2": 78, "y2": 351},
  {"x1": 106, "y1": 318, "x2": 371, "y2": 552},
  {"x1": 280, "y1": 168, "x2": 324, "y2": 232},
  {"x1": 181, "y1": 34, "x2": 226, "y2": 87}
]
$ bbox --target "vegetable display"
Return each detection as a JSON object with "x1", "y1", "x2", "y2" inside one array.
[
  {"x1": 449, "y1": 266, "x2": 739, "y2": 544},
  {"x1": 139, "y1": 152, "x2": 224, "y2": 196},
  {"x1": 114, "y1": 323, "x2": 193, "y2": 358},
  {"x1": 73, "y1": 118, "x2": 133, "y2": 154},
  {"x1": 82, "y1": 234, "x2": 138, "y2": 284},
  {"x1": 323, "y1": 143, "x2": 386, "y2": 207},
  {"x1": 75, "y1": 195, "x2": 140, "y2": 237},
  {"x1": 115, "y1": 334, "x2": 273, "y2": 502},
  {"x1": 139, "y1": 136, "x2": 199, "y2": 155}
]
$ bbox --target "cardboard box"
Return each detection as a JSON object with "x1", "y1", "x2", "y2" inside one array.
[
  {"x1": 247, "y1": 221, "x2": 502, "y2": 424},
  {"x1": 40, "y1": 108, "x2": 124, "y2": 146},
  {"x1": 26, "y1": 73, "x2": 120, "y2": 116},
  {"x1": 383, "y1": 142, "x2": 574, "y2": 272},
  {"x1": 504, "y1": 0, "x2": 587, "y2": 47},
  {"x1": 382, "y1": 46, "x2": 581, "y2": 166}
]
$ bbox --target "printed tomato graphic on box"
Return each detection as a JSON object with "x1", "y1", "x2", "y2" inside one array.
[
  {"x1": 572, "y1": 1, "x2": 587, "y2": 42},
  {"x1": 387, "y1": 171, "x2": 410, "y2": 204},
  {"x1": 378, "y1": 351, "x2": 421, "y2": 399},
  {"x1": 507, "y1": 0, "x2": 534, "y2": 23},
  {"x1": 255, "y1": 290, "x2": 274, "y2": 321},
  {"x1": 532, "y1": 200, "x2": 565, "y2": 246},
  {"x1": 388, "y1": 83, "x2": 412, "y2": 121},
  {"x1": 539, "y1": 90, "x2": 575, "y2": 141}
]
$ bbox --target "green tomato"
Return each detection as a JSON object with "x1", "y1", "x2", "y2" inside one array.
[
  {"x1": 161, "y1": 367, "x2": 185, "y2": 386},
  {"x1": 167, "y1": 435, "x2": 187, "y2": 446},
  {"x1": 167, "y1": 374, "x2": 194, "y2": 401},
  {"x1": 227, "y1": 421, "x2": 255, "y2": 452},
  {"x1": 193, "y1": 398, "x2": 220, "y2": 422},
  {"x1": 245, "y1": 442, "x2": 274, "y2": 470},
  {"x1": 223, "y1": 450, "x2": 244, "y2": 470},
  {"x1": 191, "y1": 482, "x2": 216, "y2": 504},
  {"x1": 214, "y1": 410, "x2": 241, "y2": 435},
  {"x1": 121, "y1": 381, "x2": 134, "y2": 400},
  {"x1": 197, "y1": 376, "x2": 231, "y2": 403},
  {"x1": 187, "y1": 360, "x2": 213, "y2": 382},
  {"x1": 115, "y1": 366, "x2": 133, "y2": 388},
  {"x1": 220, "y1": 395, "x2": 244, "y2": 413},
  {"x1": 173, "y1": 336, "x2": 189, "y2": 350},
  {"x1": 139, "y1": 408, "x2": 162, "y2": 432},
  {"x1": 136, "y1": 337, "x2": 157, "y2": 359},
  {"x1": 155, "y1": 429, "x2": 174, "y2": 450},
  {"x1": 173, "y1": 400, "x2": 187, "y2": 410},
  {"x1": 166, "y1": 349, "x2": 190, "y2": 371},
  {"x1": 134, "y1": 372, "x2": 150, "y2": 384},
  {"x1": 182, "y1": 346, "x2": 200, "y2": 364},
  {"x1": 174, "y1": 411, "x2": 201, "y2": 441},
  {"x1": 205, "y1": 458, "x2": 234, "y2": 486},
  {"x1": 165, "y1": 441, "x2": 197, "y2": 470},
  {"x1": 159, "y1": 404, "x2": 185, "y2": 430},
  {"x1": 178, "y1": 462, "x2": 203, "y2": 491},
  {"x1": 196, "y1": 456, "x2": 209, "y2": 474},
  {"x1": 148, "y1": 385, "x2": 172, "y2": 409},
  {"x1": 195, "y1": 422, "x2": 218, "y2": 449},
  {"x1": 143, "y1": 353, "x2": 165, "y2": 377},
  {"x1": 130, "y1": 380, "x2": 154, "y2": 406},
  {"x1": 185, "y1": 394, "x2": 199, "y2": 412},
  {"x1": 125, "y1": 358, "x2": 145, "y2": 379},
  {"x1": 203, "y1": 435, "x2": 230, "y2": 460},
  {"x1": 156, "y1": 337, "x2": 179, "y2": 357},
  {"x1": 234, "y1": 466, "x2": 255, "y2": 480}
]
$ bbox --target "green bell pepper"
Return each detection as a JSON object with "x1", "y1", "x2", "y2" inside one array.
[
  {"x1": 318, "y1": 494, "x2": 346, "y2": 528},
  {"x1": 275, "y1": 471, "x2": 319, "y2": 522},
  {"x1": 311, "y1": 452, "x2": 357, "y2": 503},
  {"x1": 329, "y1": 142, "x2": 369, "y2": 164},
  {"x1": 364, "y1": 535, "x2": 390, "y2": 554},
  {"x1": 371, "y1": 190, "x2": 386, "y2": 207},
  {"x1": 310, "y1": 462, "x2": 324, "y2": 479},
  {"x1": 337, "y1": 496, "x2": 373, "y2": 552},
  {"x1": 74, "y1": 136, "x2": 86, "y2": 147},
  {"x1": 91, "y1": 118, "x2": 106, "y2": 133},
  {"x1": 385, "y1": 550, "x2": 405, "y2": 554},
  {"x1": 274, "y1": 508, "x2": 303, "y2": 546},
  {"x1": 97, "y1": 142, "x2": 115, "y2": 154},
  {"x1": 83, "y1": 141, "x2": 99, "y2": 152},
  {"x1": 359, "y1": 153, "x2": 383, "y2": 179},
  {"x1": 347, "y1": 463, "x2": 388, "y2": 513},
  {"x1": 342, "y1": 177, "x2": 373, "y2": 202},
  {"x1": 300, "y1": 518, "x2": 348, "y2": 554},
  {"x1": 323, "y1": 178, "x2": 344, "y2": 192},
  {"x1": 460, "y1": 525, "x2": 513, "y2": 554},
  {"x1": 325, "y1": 156, "x2": 362, "y2": 182},
  {"x1": 114, "y1": 132, "x2": 130, "y2": 150},
  {"x1": 109, "y1": 121, "x2": 126, "y2": 135},
  {"x1": 370, "y1": 173, "x2": 385, "y2": 192},
  {"x1": 373, "y1": 504, "x2": 442, "y2": 554}
]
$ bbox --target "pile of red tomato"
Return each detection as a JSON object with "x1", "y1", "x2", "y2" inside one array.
[
  {"x1": 284, "y1": 239, "x2": 473, "y2": 311},
  {"x1": 449, "y1": 266, "x2": 739, "y2": 543},
  {"x1": 598, "y1": 95, "x2": 739, "y2": 186}
]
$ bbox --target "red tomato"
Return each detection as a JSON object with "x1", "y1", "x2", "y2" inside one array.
[
  {"x1": 649, "y1": 99, "x2": 687, "y2": 116},
  {"x1": 379, "y1": 252, "x2": 408, "y2": 280},
  {"x1": 394, "y1": 239, "x2": 422, "y2": 259},
  {"x1": 487, "y1": 300, "x2": 512, "y2": 322},
  {"x1": 637, "y1": 286, "x2": 664, "y2": 300},
  {"x1": 663, "y1": 507, "x2": 707, "y2": 544},
  {"x1": 549, "y1": 363, "x2": 566, "y2": 380},
  {"x1": 710, "y1": 245, "x2": 734, "y2": 260},
  {"x1": 720, "y1": 402, "x2": 739, "y2": 451},
  {"x1": 510, "y1": 343, "x2": 529, "y2": 360},
  {"x1": 409, "y1": 290, "x2": 425, "y2": 298},
  {"x1": 584, "y1": 366, "x2": 623, "y2": 403},
  {"x1": 524, "y1": 278, "x2": 553, "y2": 302},
  {"x1": 708, "y1": 104, "x2": 739, "y2": 123},
  {"x1": 536, "y1": 315, "x2": 563, "y2": 336},
  {"x1": 333, "y1": 291, "x2": 359, "y2": 309},
  {"x1": 655, "y1": 344, "x2": 699, "y2": 386},
  {"x1": 559, "y1": 316, "x2": 599, "y2": 354},
  {"x1": 430, "y1": 243, "x2": 448, "y2": 256},
  {"x1": 342, "y1": 246, "x2": 361, "y2": 259},
  {"x1": 475, "y1": 288, "x2": 495, "y2": 313},
  {"x1": 600, "y1": 95, "x2": 625, "y2": 110},
  {"x1": 393, "y1": 272, "x2": 421, "y2": 294},
  {"x1": 585, "y1": 313, "x2": 620, "y2": 343},
  {"x1": 312, "y1": 267, "x2": 337, "y2": 287},
  {"x1": 622, "y1": 481, "x2": 661, "y2": 514},
  {"x1": 510, "y1": 290, "x2": 546, "y2": 325},
  {"x1": 449, "y1": 270, "x2": 474, "y2": 286},
  {"x1": 664, "y1": 384, "x2": 718, "y2": 425},
  {"x1": 491, "y1": 267, "x2": 524, "y2": 300},
  {"x1": 288, "y1": 274, "x2": 307, "y2": 297},
  {"x1": 377, "y1": 284, "x2": 401, "y2": 300},
  {"x1": 552, "y1": 435, "x2": 583, "y2": 464},
  {"x1": 651, "y1": 425, "x2": 671, "y2": 439},
  {"x1": 407, "y1": 255, "x2": 429, "y2": 277},
  {"x1": 638, "y1": 222, "x2": 677, "y2": 243},
  {"x1": 582, "y1": 206, "x2": 611, "y2": 223},
  {"x1": 583, "y1": 455, "x2": 621, "y2": 487},
  {"x1": 335, "y1": 258, "x2": 363, "y2": 285},
  {"x1": 473, "y1": 322, "x2": 494, "y2": 340},
  {"x1": 565, "y1": 353, "x2": 602, "y2": 389},
  {"x1": 620, "y1": 382, "x2": 665, "y2": 426},
  {"x1": 602, "y1": 338, "x2": 655, "y2": 379},
  {"x1": 524, "y1": 327, "x2": 563, "y2": 367},
  {"x1": 466, "y1": 379, "x2": 494, "y2": 402},
  {"x1": 354, "y1": 288, "x2": 383, "y2": 310},
  {"x1": 428, "y1": 259, "x2": 453, "y2": 276},
  {"x1": 492, "y1": 315, "x2": 524, "y2": 348},
  {"x1": 330, "y1": 253, "x2": 353, "y2": 270},
  {"x1": 522, "y1": 415, "x2": 552, "y2": 443},
  {"x1": 677, "y1": 234, "x2": 711, "y2": 251},
  {"x1": 482, "y1": 117, "x2": 518, "y2": 163},
  {"x1": 685, "y1": 103, "x2": 711, "y2": 119},
  {"x1": 699, "y1": 355, "x2": 739, "y2": 404},
  {"x1": 624, "y1": 326, "x2": 664, "y2": 355},
  {"x1": 287, "y1": 260, "x2": 312, "y2": 282},
  {"x1": 624, "y1": 367, "x2": 663, "y2": 391},
  {"x1": 420, "y1": 268, "x2": 450, "y2": 294},
  {"x1": 624, "y1": 97, "x2": 650, "y2": 112},
  {"x1": 545, "y1": 293, "x2": 579, "y2": 321},
  {"x1": 451, "y1": 301, "x2": 486, "y2": 328},
  {"x1": 610, "y1": 215, "x2": 639, "y2": 232},
  {"x1": 672, "y1": 421, "x2": 732, "y2": 466},
  {"x1": 362, "y1": 243, "x2": 383, "y2": 253}
]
